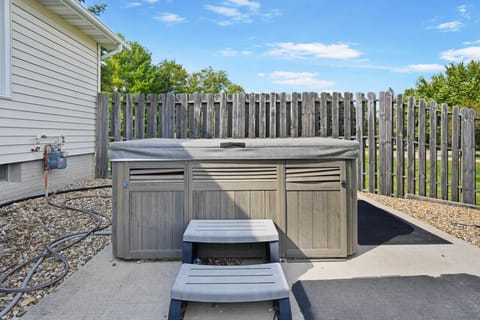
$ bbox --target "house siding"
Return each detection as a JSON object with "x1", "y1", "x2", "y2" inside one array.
[
  {"x1": 0, "y1": 0, "x2": 101, "y2": 203},
  {"x1": 0, "y1": 154, "x2": 95, "y2": 205}
]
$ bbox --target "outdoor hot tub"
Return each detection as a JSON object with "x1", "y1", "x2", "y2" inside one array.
[{"x1": 110, "y1": 137, "x2": 359, "y2": 260}]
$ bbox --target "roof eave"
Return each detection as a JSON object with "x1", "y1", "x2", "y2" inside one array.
[{"x1": 37, "y1": 0, "x2": 131, "y2": 52}]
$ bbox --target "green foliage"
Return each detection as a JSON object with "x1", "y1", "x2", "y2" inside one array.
[
  {"x1": 406, "y1": 61, "x2": 480, "y2": 146},
  {"x1": 102, "y1": 41, "x2": 156, "y2": 93},
  {"x1": 153, "y1": 59, "x2": 188, "y2": 93},
  {"x1": 101, "y1": 39, "x2": 244, "y2": 94},
  {"x1": 186, "y1": 67, "x2": 244, "y2": 94},
  {"x1": 406, "y1": 61, "x2": 480, "y2": 109},
  {"x1": 77, "y1": 0, "x2": 106, "y2": 16}
]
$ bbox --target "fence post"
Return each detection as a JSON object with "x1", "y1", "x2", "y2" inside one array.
[
  {"x1": 95, "y1": 93, "x2": 109, "y2": 179},
  {"x1": 367, "y1": 92, "x2": 377, "y2": 193},
  {"x1": 451, "y1": 106, "x2": 460, "y2": 202},
  {"x1": 461, "y1": 108, "x2": 476, "y2": 204},
  {"x1": 429, "y1": 101, "x2": 438, "y2": 198},
  {"x1": 395, "y1": 94, "x2": 404, "y2": 197},
  {"x1": 112, "y1": 92, "x2": 121, "y2": 141},
  {"x1": 440, "y1": 103, "x2": 448, "y2": 200},
  {"x1": 124, "y1": 94, "x2": 133, "y2": 141},
  {"x1": 418, "y1": 99, "x2": 426, "y2": 196},
  {"x1": 135, "y1": 94, "x2": 145, "y2": 139},
  {"x1": 407, "y1": 96, "x2": 416, "y2": 195},
  {"x1": 355, "y1": 92, "x2": 365, "y2": 191},
  {"x1": 290, "y1": 93, "x2": 299, "y2": 137},
  {"x1": 332, "y1": 92, "x2": 340, "y2": 138},
  {"x1": 344, "y1": 92, "x2": 353, "y2": 140}
]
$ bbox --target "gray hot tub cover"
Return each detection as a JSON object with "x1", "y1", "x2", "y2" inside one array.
[{"x1": 109, "y1": 137, "x2": 359, "y2": 161}]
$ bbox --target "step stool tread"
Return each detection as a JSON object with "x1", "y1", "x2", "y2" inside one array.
[
  {"x1": 183, "y1": 219, "x2": 279, "y2": 243},
  {"x1": 171, "y1": 263, "x2": 289, "y2": 303}
]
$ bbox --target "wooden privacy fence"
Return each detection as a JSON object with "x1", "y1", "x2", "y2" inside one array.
[{"x1": 96, "y1": 91, "x2": 478, "y2": 205}]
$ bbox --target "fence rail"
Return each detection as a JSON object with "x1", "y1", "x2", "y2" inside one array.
[{"x1": 96, "y1": 91, "x2": 478, "y2": 205}]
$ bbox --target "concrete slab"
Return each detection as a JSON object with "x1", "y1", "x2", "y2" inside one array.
[{"x1": 21, "y1": 195, "x2": 480, "y2": 320}]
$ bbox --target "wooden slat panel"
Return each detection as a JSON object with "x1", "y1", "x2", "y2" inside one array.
[
  {"x1": 258, "y1": 93, "x2": 267, "y2": 138},
  {"x1": 355, "y1": 92, "x2": 365, "y2": 191},
  {"x1": 395, "y1": 94, "x2": 404, "y2": 197},
  {"x1": 135, "y1": 94, "x2": 145, "y2": 139},
  {"x1": 332, "y1": 92, "x2": 339, "y2": 138},
  {"x1": 367, "y1": 92, "x2": 376, "y2": 193},
  {"x1": 146, "y1": 94, "x2": 157, "y2": 138},
  {"x1": 429, "y1": 102, "x2": 438, "y2": 198},
  {"x1": 112, "y1": 92, "x2": 121, "y2": 141},
  {"x1": 451, "y1": 105, "x2": 460, "y2": 201},
  {"x1": 95, "y1": 93, "x2": 109, "y2": 178},
  {"x1": 407, "y1": 96, "x2": 416, "y2": 195},
  {"x1": 461, "y1": 108, "x2": 476, "y2": 204},
  {"x1": 440, "y1": 103, "x2": 448, "y2": 200},
  {"x1": 418, "y1": 99, "x2": 426, "y2": 196},
  {"x1": 176, "y1": 93, "x2": 187, "y2": 138},
  {"x1": 385, "y1": 91, "x2": 393, "y2": 196},
  {"x1": 124, "y1": 94, "x2": 133, "y2": 141},
  {"x1": 248, "y1": 93, "x2": 256, "y2": 138},
  {"x1": 279, "y1": 93, "x2": 288, "y2": 138},
  {"x1": 344, "y1": 92, "x2": 353, "y2": 140},
  {"x1": 378, "y1": 92, "x2": 386, "y2": 195},
  {"x1": 290, "y1": 93, "x2": 299, "y2": 137},
  {"x1": 269, "y1": 93, "x2": 277, "y2": 138},
  {"x1": 319, "y1": 92, "x2": 328, "y2": 137}
]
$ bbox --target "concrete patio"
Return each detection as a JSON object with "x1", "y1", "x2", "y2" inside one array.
[{"x1": 22, "y1": 196, "x2": 480, "y2": 319}]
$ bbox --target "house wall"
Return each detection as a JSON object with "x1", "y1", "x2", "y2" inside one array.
[{"x1": 0, "y1": 0, "x2": 99, "y2": 203}]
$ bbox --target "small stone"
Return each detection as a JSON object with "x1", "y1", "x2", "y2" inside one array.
[{"x1": 112, "y1": 262, "x2": 116, "y2": 267}]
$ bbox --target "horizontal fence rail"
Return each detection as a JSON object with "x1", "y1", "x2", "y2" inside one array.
[{"x1": 96, "y1": 91, "x2": 478, "y2": 205}]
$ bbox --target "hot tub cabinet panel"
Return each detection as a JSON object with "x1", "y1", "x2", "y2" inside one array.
[
  {"x1": 285, "y1": 161, "x2": 347, "y2": 258},
  {"x1": 111, "y1": 138, "x2": 358, "y2": 259}
]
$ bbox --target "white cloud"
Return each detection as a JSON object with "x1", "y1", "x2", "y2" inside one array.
[
  {"x1": 457, "y1": 4, "x2": 470, "y2": 19},
  {"x1": 464, "y1": 40, "x2": 480, "y2": 45},
  {"x1": 225, "y1": 0, "x2": 260, "y2": 11},
  {"x1": 266, "y1": 42, "x2": 361, "y2": 60},
  {"x1": 260, "y1": 71, "x2": 335, "y2": 90},
  {"x1": 204, "y1": 4, "x2": 251, "y2": 25},
  {"x1": 392, "y1": 64, "x2": 444, "y2": 73},
  {"x1": 441, "y1": 46, "x2": 480, "y2": 61},
  {"x1": 123, "y1": 2, "x2": 142, "y2": 8},
  {"x1": 436, "y1": 21, "x2": 463, "y2": 32},
  {"x1": 154, "y1": 12, "x2": 187, "y2": 23},
  {"x1": 205, "y1": 1, "x2": 279, "y2": 25},
  {"x1": 145, "y1": 0, "x2": 159, "y2": 3},
  {"x1": 218, "y1": 48, "x2": 253, "y2": 56}
]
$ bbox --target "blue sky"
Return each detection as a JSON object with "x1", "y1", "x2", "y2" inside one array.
[{"x1": 85, "y1": 0, "x2": 480, "y2": 93}]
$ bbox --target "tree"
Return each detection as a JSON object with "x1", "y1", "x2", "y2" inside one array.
[
  {"x1": 406, "y1": 61, "x2": 480, "y2": 109},
  {"x1": 153, "y1": 60, "x2": 188, "y2": 93},
  {"x1": 101, "y1": 41, "x2": 156, "y2": 93},
  {"x1": 77, "y1": 0, "x2": 107, "y2": 16},
  {"x1": 186, "y1": 67, "x2": 244, "y2": 93},
  {"x1": 406, "y1": 61, "x2": 480, "y2": 145},
  {"x1": 101, "y1": 39, "x2": 244, "y2": 94}
]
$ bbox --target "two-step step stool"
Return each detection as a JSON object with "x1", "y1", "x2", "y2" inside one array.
[{"x1": 168, "y1": 219, "x2": 292, "y2": 319}]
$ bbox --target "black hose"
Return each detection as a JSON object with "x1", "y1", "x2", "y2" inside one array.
[
  {"x1": 0, "y1": 186, "x2": 112, "y2": 317},
  {"x1": 0, "y1": 184, "x2": 112, "y2": 208}
]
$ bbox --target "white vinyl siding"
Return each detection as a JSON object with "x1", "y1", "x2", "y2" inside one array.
[
  {"x1": 0, "y1": 0, "x2": 99, "y2": 165},
  {"x1": 0, "y1": 0, "x2": 11, "y2": 97}
]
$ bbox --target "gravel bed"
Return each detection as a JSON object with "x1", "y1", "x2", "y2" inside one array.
[
  {"x1": 0, "y1": 181, "x2": 478, "y2": 319},
  {"x1": 360, "y1": 192, "x2": 480, "y2": 247},
  {"x1": 0, "y1": 179, "x2": 112, "y2": 319}
]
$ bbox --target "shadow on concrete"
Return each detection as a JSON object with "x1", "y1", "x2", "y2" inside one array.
[{"x1": 357, "y1": 200, "x2": 450, "y2": 246}]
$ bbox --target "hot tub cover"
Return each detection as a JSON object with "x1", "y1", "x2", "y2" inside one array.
[{"x1": 109, "y1": 137, "x2": 359, "y2": 161}]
